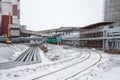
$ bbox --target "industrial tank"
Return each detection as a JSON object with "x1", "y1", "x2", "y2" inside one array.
[{"x1": 104, "y1": 0, "x2": 120, "y2": 26}]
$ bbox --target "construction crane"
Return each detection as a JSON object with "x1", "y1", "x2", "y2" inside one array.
[{"x1": 6, "y1": 13, "x2": 12, "y2": 44}]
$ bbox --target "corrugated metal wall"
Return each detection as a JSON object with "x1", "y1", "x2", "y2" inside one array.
[{"x1": 1, "y1": 15, "x2": 12, "y2": 36}]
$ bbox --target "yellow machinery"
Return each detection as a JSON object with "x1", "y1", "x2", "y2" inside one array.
[{"x1": 6, "y1": 13, "x2": 12, "y2": 44}]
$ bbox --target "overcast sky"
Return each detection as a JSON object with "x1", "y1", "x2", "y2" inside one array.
[{"x1": 20, "y1": 0, "x2": 104, "y2": 31}]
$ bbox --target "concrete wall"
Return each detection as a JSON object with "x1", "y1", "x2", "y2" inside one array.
[
  {"x1": 104, "y1": 0, "x2": 120, "y2": 26},
  {"x1": 1, "y1": 0, "x2": 12, "y2": 15}
]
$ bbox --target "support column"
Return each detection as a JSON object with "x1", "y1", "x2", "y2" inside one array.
[
  {"x1": 116, "y1": 40, "x2": 120, "y2": 49},
  {"x1": 116, "y1": 40, "x2": 119, "y2": 49},
  {"x1": 106, "y1": 39, "x2": 109, "y2": 50},
  {"x1": 103, "y1": 39, "x2": 109, "y2": 50},
  {"x1": 103, "y1": 40, "x2": 105, "y2": 49},
  {"x1": 111, "y1": 41, "x2": 113, "y2": 49},
  {"x1": 119, "y1": 41, "x2": 120, "y2": 49}
]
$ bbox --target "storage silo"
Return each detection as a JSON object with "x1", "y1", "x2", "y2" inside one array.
[{"x1": 104, "y1": 0, "x2": 120, "y2": 26}]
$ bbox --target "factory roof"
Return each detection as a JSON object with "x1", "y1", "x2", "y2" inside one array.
[{"x1": 80, "y1": 22, "x2": 115, "y2": 29}]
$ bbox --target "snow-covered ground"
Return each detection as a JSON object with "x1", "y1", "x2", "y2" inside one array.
[
  {"x1": 0, "y1": 44, "x2": 120, "y2": 80},
  {"x1": 0, "y1": 44, "x2": 29, "y2": 63}
]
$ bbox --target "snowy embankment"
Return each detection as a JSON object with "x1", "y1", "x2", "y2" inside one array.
[
  {"x1": 0, "y1": 44, "x2": 29, "y2": 63},
  {"x1": 45, "y1": 44, "x2": 81, "y2": 61},
  {"x1": 0, "y1": 44, "x2": 82, "y2": 80},
  {"x1": 72, "y1": 49, "x2": 120, "y2": 80},
  {"x1": 0, "y1": 44, "x2": 120, "y2": 80}
]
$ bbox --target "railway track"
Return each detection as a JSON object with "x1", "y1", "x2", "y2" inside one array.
[
  {"x1": 15, "y1": 47, "x2": 41, "y2": 62},
  {"x1": 32, "y1": 49, "x2": 102, "y2": 80},
  {"x1": 0, "y1": 46, "x2": 41, "y2": 69},
  {"x1": 32, "y1": 49, "x2": 91, "y2": 80},
  {"x1": 64, "y1": 50, "x2": 102, "y2": 80}
]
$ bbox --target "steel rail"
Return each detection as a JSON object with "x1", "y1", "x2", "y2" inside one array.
[
  {"x1": 15, "y1": 47, "x2": 31, "y2": 61},
  {"x1": 15, "y1": 47, "x2": 33, "y2": 61},
  {"x1": 32, "y1": 50, "x2": 90, "y2": 80},
  {"x1": 19, "y1": 47, "x2": 34, "y2": 62},
  {"x1": 64, "y1": 50, "x2": 102, "y2": 80},
  {"x1": 25, "y1": 47, "x2": 35, "y2": 61},
  {"x1": 0, "y1": 46, "x2": 41, "y2": 69}
]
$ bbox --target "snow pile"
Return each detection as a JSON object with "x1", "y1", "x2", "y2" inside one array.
[
  {"x1": 0, "y1": 44, "x2": 120, "y2": 80},
  {"x1": 45, "y1": 44, "x2": 81, "y2": 61},
  {"x1": 38, "y1": 48, "x2": 50, "y2": 63},
  {"x1": 71, "y1": 50, "x2": 120, "y2": 80},
  {"x1": 0, "y1": 44, "x2": 29, "y2": 63},
  {"x1": 0, "y1": 43, "x2": 8, "y2": 47},
  {"x1": 0, "y1": 45, "x2": 82, "y2": 80}
]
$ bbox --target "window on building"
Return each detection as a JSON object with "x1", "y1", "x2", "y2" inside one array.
[{"x1": 12, "y1": 5, "x2": 17, "y2": 16}]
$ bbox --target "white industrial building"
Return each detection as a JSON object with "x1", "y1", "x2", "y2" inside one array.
[
  {"x1": 0, "y1": 0, "x2": 20, "y2": 37},
  {"x1": 104, "y1": 0, "x2": 120, "y2": 26}
]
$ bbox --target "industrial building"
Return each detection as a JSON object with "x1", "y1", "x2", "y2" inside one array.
[
  {"x1": 0, "y1": 0, "x2": 20, "y2": 37},
  {"x1": 79, "y1": 22, "x2": 120, "y2": 50},
  {"x1": 62, "y1": 0, "x2": 120, "y2": 50},
  {"x1": 104, "y1": 0, "x2": 120, "y2": 26},
  {"x1": 61, "y1": 22, "x2": 120, "y2": 50},
  {"x1": 78, "y1": 0, "x2": 120, "y2": 50}
]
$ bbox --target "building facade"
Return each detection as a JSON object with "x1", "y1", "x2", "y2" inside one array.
[
  {"x1": 104, "y1": 0, "x2": 120, "y2": 26},
  {"x1": 58, "y1": 22, "x2": 120, "y2": 50},
  {"x1": 79, "y1": 22, "x2": 120, "y2": 50},
  {"x1": 0, "y1": 0, "x2": 20, "y2": 37}
]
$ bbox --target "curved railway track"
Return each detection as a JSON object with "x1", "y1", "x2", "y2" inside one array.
[
  {"x1": 64, "y1": 50, "x2": 102, "y2": 80},
  {"x1": 32, "y1": 49, "x2": 91, "y2": 80},
  {"x1": 32, "y1": 49, "x2": 102, "y2": 80},
  {"x1": 0, "y1": 45, "x2": 102, "y2": 80}
]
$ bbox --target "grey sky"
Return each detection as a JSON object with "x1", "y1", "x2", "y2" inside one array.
[{"x1": 20, "y1": 0, "x2": 104, "y2": 31}]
